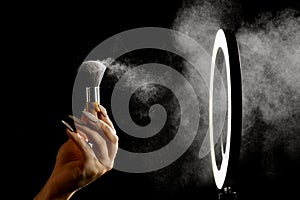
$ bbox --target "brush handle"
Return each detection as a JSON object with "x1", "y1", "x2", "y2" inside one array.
[
  {"x1": 81, "y1": 102, "x2": 101, "y2": 125},
  {"x1": 84, "y1": 102, "x2": 101, "y2": 118},
  {"x1": 82, "y1": 86, "x2": 101, "y2": 122},
  {"x1": 86, "y1": 87, "x2": 100, "y2": 103}
]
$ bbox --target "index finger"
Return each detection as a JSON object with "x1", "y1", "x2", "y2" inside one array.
[{"x1": 97, "y1": 104, "x2": 115, "y2": 130}]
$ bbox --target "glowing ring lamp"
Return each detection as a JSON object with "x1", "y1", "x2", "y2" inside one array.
[{"x1": 209, "y1": 29, "x2": 242, "y2": 189}]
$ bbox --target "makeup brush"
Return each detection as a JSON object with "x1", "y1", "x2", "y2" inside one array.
[{"x1": 77, "y1": 60, "x2": 107, "y2": 118}]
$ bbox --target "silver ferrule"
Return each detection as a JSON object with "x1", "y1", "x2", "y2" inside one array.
[{"x1": 86, "y1": 87, "x2": 100, "y2": 103}]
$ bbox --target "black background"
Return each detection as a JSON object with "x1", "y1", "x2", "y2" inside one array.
[{"x1": 4, "y1": 0, "x2": 299, "y2": 199}]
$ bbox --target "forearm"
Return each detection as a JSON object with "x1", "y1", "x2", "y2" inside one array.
[{"x1": 34, "y1": 174, "x2": 75, "y2": 200}]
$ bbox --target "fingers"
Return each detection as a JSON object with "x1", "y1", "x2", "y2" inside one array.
[
  {"x1": 98, "y1": 104, "x2": 107, "y2": 117},
  {"x1": 87, "y1": 117, "x2": 118, "y2": 144},
  {"x1": 98, "y1": 120, "x2": 118, "y2": 144},
  {"x1": 62, "y1": 119, "x2": 89, "y2": 142},
  {"x1": 65, "y1": 128, "x2": 94, "y2": 157},
  {"x1": 98, "y1": 104, "x2": 115, "y2": 130},
  {"x1": 75, "y1": 122, "x2": 107, "y2": 146},
  {"x1": 82, "y1": 104, "x2": 115, "y2": 131},
  {"x1": 75, "y1": 123, "x2": 116, "y2": 168},
  {"x1": 80, "y1": 111, "x2": 118, "y2": 144},
  {"x1": 66, "y1": 110, "x2": 118, "y2": 169}
]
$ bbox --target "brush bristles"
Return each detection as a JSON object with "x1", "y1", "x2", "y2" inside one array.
[{"x1": 77, "y1": 60, "x2": 107, "y2": 87}]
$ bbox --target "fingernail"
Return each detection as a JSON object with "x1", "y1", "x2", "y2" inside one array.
[
  {"x1": 68, "y1": 115, "x2": 83, "y2": 124},
  {"x1": 61, "y1": 120, "x2": 74, "y2": 132},
  {"x1": 82, "y1": 111, "x2": 98, "y2": 123},
  {"x1": 98, "y1": 104, "x2": 107, "y2": 117}
]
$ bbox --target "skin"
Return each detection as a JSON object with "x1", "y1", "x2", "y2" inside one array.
[{"x1": 34, "y1": 104, "x2": 118, "y2": 200}]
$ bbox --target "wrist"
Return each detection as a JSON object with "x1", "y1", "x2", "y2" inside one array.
[{"x1": 34, "y1": 174, "x2": 75, "y2": 200}]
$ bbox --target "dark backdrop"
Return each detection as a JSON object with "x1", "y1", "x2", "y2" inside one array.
[{"x1": 5, "y1": 0, "x2": 299, "y2": 199}]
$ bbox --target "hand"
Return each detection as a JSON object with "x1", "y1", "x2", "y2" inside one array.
[{"x1": 34, "y1": 104, "x2": 118, "y2": 200}]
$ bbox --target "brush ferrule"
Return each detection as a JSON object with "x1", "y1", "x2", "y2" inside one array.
[{"x1": 86, "y1": 86, "x2": 100, "y2": 103}]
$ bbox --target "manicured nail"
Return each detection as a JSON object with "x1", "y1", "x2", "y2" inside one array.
[
  {"x1": 61, "y1": 120, "x2": 74, "y2": 132},
  {"x1": 82, "y1": 111, "x2": 98, "y2": 123},
  {"x1": 98, "y1": 104, "x2": 107, "y2": 117}
]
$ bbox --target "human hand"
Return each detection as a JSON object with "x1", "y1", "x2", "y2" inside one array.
[{"x1": 34, "y1": 104, "x2": 118, "y2": 200}]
